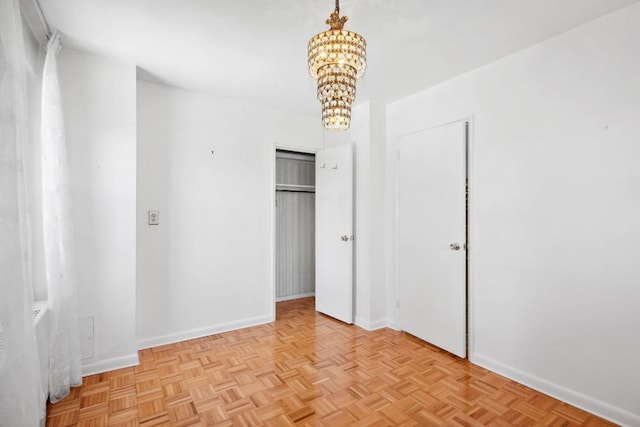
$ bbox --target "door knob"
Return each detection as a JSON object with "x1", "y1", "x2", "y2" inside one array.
[
  {"x1": 449, "y1": 242, "x2": 461, "y2": 251},
  {"x1": 341, "y1": 235, "x2": 349, "y2": 241}
]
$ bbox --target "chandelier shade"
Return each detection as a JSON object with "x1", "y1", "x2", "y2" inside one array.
[{"x1": 308, "y1": 1, "x2": 366, "y2": 130}]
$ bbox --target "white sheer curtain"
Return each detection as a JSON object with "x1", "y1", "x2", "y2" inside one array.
[
  {"x1": 0, "y1": 0, "x2": 46, "y2": 425},
  {"x1": 42, "y1": 31, "x2": 82, "y2": 404}
]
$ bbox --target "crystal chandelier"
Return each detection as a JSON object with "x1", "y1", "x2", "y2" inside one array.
[{"x1": 308, "y1": 0, "x2": 366, "y2": 130}]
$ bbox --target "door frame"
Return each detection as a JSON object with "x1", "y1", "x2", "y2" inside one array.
[
  {"x1": 393, "y1": 117, "x2": 475, "y2": 359},
  {"x1": 270, "y1": 143, "x2": 318, "y2": 321}
]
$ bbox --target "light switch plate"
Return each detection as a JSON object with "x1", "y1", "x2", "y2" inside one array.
[{"x1": 148, "y1": 210, "x2": 159, "y2": 225}]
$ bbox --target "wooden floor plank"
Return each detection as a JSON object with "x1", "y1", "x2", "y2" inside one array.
[{"x1": 47, "y1": 297, "x2": 617, "y2": 426}]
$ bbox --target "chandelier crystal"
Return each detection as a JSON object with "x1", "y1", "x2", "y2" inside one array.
[{"x1": 308, "y1": 0, "x2": 366, "y2": 130}]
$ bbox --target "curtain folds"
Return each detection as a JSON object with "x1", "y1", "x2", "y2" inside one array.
[
  {"x1": 42, "y1": 31, "x2": 82, "y2": 404},
  {"x1": 0, "y1": 0, "x2": 46, "y2": 425}
]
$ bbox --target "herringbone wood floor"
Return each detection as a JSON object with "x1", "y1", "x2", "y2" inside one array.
[{"x1": 47, "y1": 297, "x2": 616, "y2": 426}]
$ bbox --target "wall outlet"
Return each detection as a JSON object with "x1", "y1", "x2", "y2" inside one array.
[{"x1": 148, "y1": 210, "x2": 159, "y2": 225}]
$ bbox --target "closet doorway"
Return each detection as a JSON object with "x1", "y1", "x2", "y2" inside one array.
[{"x1": 275, "y1": 150, "x2": 316, "y2": 301}]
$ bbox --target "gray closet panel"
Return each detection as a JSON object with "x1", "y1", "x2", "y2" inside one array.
[
  {"x1": 275, "y1": 190, "x2": 315, "y2": 299},
  {"x1": 276, "y1": 157, "x2": 315, "y2": 186}
]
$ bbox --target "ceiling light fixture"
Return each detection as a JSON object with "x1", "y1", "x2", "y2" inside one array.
[{"x1": 308, "y1": 0, "x2": 366, "y2": 131}]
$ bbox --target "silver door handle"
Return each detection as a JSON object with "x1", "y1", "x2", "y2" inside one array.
[
  {"x1": 449, "y1": 242, "x2": 461, "y2": 251},
  {"x1": 341, "y1": 235, "x2": 349, "y2": 241}
]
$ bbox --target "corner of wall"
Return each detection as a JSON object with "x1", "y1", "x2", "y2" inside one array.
[{"x1": 81, "y1": 353, "x2": 140, "y2": 377}]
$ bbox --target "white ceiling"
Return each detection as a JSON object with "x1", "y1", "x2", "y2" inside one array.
[{"x1": 38, "y1": 0, "x2": 639, "y2": 116}]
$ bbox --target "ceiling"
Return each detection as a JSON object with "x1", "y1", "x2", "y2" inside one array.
[{"x1": 38, "y1": 0, "x2": 639, "y2": 116}]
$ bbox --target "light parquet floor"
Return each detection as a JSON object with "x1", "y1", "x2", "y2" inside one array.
[{"x1": 47, "y1": 297, "x2": 616, "y2": 426}]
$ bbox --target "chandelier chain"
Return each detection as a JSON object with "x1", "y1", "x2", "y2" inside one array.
[{"x1": 335, "y1": 0, "x2": 340, "y2": 15}]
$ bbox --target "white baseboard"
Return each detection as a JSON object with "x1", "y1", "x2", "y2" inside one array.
[
  {"x1": 354, "y1": 316, "x2": 388, "y2": 331},
  {"x1": 136, "y1": 314, "x2": 273, "y2": 350},
  {"x1": 275, "y1": 292, "x2": 315, "y2": 302},
  {"x1": 471, "y1": 353, "x2": 640, "y2": 427},
  {"x1": 81, "y1": 353, "x2": 139, "y2": 377}
]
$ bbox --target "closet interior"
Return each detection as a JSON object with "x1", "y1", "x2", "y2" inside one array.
[{"x1": 275, "y1": 150, "x2": 316, "y2": 301}]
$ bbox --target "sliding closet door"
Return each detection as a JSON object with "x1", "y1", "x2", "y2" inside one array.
[{"x1": 275, "y1": 191, "x2": 315, "y2": 298}]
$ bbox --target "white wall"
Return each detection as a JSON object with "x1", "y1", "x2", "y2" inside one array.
[
  {"x1": 136, "y1": 81, "x2": 322, "y2": 348},
  {"x1": 368, "y1": 102, "x2": 388, "y2": 326},
  {"x1": 321, "y1": 102, "x2": 387, "y2": 330},
  {"x1": 18, "y1": 7, "x2": 47, "y2": 301},
  {"x1": 59, "y1": 48, "x2": 138, "y2": 374},
  {"x1": 348, "y1": 103, "x2": 373, "y2": 329},
  {"x1": 386, "y1": 4, "x2": 640, "y2": 425},
  {"x1": 25, "y1": 46, "x2": 46, "y2": 301},
  {"x1": 21, "y1": 12, "x2": 41, "y2": 76}
]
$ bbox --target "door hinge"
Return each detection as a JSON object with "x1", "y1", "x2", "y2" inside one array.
[
  {"x1": 396, "y1": 150, "x2": 400, "y2": 160},
  {"x1": 396, "y1": 298, "x2": 400, "y2": 308}
]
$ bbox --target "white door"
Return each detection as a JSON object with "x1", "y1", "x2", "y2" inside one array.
[
  {"x1": 315, "y1": 144, "x2": 353, "y2": 324},
  {"x1": 397, "y1": 121, "x2": 467, "y2": 358}
]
